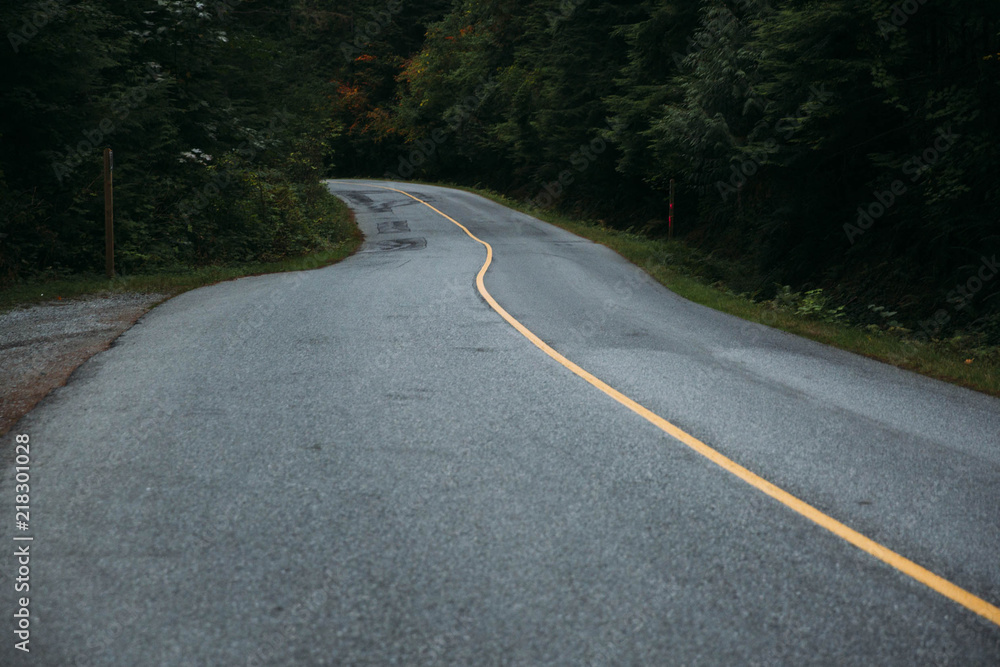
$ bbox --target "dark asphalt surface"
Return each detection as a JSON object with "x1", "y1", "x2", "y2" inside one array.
[{"x1": 1, "y1": 180, "x2": 998, "y2": 665}]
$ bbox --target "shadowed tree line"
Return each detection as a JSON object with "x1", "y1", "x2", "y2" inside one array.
[
  {"x1": 333, "y1": 0, "x2": 1000, "y2": 338},
  {"x1": 3, "y1": 1, "x2": 999, "y2": 341},
  {"x1": 0, "y1": 0, "x2": 404, "y2": 280}
]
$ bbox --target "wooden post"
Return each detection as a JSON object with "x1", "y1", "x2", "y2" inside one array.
[
  {"x1": 104, "y1": 148, "x2": 114, "y2": 278},
  {"x1": 668, "y1": 178, "x2": 676, "y2": 241}
]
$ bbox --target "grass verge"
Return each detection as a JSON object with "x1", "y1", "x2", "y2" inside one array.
[
  {"x1": 1, "y1": 192, "x2": 362, "y2": 313},
  {"x1": 440, "y1": 182, "x2": 999, "y2": 397}
]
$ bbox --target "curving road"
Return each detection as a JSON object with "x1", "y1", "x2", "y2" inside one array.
[{"x1": 2, "y1": 180, "x2": 999, "y2": 665}]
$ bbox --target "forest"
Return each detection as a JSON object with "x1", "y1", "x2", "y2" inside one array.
[{"x1": 2, "y1": 0, "x2": 998, "y2": 341}]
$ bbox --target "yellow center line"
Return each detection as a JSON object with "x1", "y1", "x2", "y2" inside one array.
[{"x1": 337, "y1": 181, "x2": 1000, "y2": 627}]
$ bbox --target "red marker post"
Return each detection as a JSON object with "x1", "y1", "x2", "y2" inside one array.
[{"x1": 668, "y1": 178, "x2": 675, "y2": 241}]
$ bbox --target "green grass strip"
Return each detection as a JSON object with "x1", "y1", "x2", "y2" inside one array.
[{"x1": 442, "y1": 182, "x2": 998, "y2": 398}]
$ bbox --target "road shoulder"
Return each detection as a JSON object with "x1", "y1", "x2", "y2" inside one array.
[{"x1": 0, "y1": 292, "x2": 168, "y2": 436}]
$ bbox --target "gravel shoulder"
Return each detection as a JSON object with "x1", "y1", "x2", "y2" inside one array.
[{"x1": 0, "y1": 292, "x2": 168, "y2": 436}]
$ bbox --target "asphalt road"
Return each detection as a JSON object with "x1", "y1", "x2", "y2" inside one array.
[{"x1": 2, "y1": 180, "x2": 999, "y2": 665}]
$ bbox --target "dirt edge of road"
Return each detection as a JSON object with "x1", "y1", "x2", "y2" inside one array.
[{"x1": 0, "y1": 293, "x2": 169, "y2": 437}]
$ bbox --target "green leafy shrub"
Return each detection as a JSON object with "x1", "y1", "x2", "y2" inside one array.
[{"x1": 771, "y1": 286, "x2": 846, "y2": 323}]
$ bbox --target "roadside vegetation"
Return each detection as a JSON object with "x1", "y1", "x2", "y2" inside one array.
[
  {"x1": 3, "y1": 2, "x2": 997, "y2": 395},
  {"x1": 0, "y1": 193, "x2": 360, "y2": 313},
  {"x1": 327, "y1": 0, "x2": 1000, "y2": 393},
  {"x1": 1, "y1": 1, "x2": 368, "y2": 291},
  {"x1": 456, "y1": 184, "x2": 999, "y2": 397}
]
